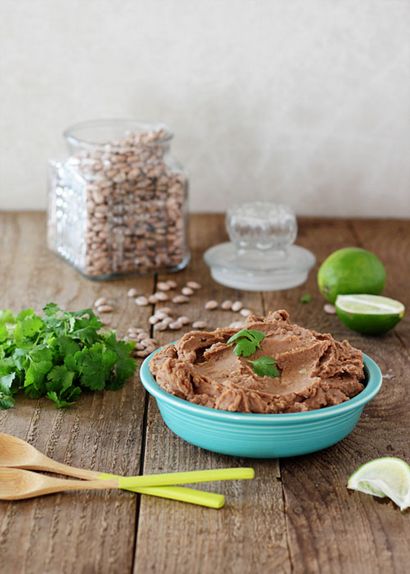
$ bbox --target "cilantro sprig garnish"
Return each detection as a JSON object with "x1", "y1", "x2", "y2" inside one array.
[
  {"x1": 227, "y1": 328, "x2": 281, "y2": 378},
  {"x1": 227, "y1": 329, "x2": 266, "y2": 357},
  {"x1": 0, "y1": 304, "x2": 136, "y2": 410},
  {"x1": 249, "y1": 356, "x2": 280, "y2": 378}
]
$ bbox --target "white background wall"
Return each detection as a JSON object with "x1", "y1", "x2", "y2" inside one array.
[{"x1": 0, "y1": 0, "x2": 409, "y2": 216}]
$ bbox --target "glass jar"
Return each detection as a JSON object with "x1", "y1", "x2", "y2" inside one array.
[{"x1": 47, "y1": 119, "x2": 189, "y2": 279}]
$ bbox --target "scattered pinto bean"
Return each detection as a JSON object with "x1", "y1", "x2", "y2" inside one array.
[
  {"x1": 186, "y1": 281, "x2": 201, "y2": 290},
  {"x1": 231, "y1": 301, "x2": 243, "y2": 312},
  {"x1": 97, "y1": 304, "x2": 113, "y2": 313},
  {"x1": 172, "y1": 295, "x2": 189, "y2": 304},
  {"x1": 205, "y1": 300, "x2": 218, "y2": 310},
  {"x1": 192, "y1": 321, "x2": 207, "y2": 329},
  {"x1": 240, "y1": 308, "x2": 252, "y2": 317},
  {"x1": 94, "y1": 297, "x2": 108, "y2": 307},
  {"x1": 141, "y1": 337, "x2": 157, "y2": 347},
  {"x1": 156, "y1": 307, "x2": 172, "y2": 315},
  {"x1": 157, "y1": 282, "x2": 171, "y2": 291},
  {"x1": 134, "y1": 342, "x2": 146, "y2": 351},
  {"x1": 135, "y1": 296, "x2": 149, "y2": 306},
  {"x1": 127, "y1": 332, "x2": 139, "y2": 340},
  {"x1": 221, "y1": 300, "x2": 233, "y2": 310},
  {"x1": 145, "y1": 345, "x2": 157, "y2": 355},
  {"x1": 128, "y1": 327, "x2": 145, "y2": 334},
  {"x1": 324, "y1": 304, "x2": 336, "y2": 315},
  {"x1": 127, "y1": 288, "x2": 138, "y2": 298},
  {"x1": 155, "y1": 311, "x2": 170, "y2": 320},
  {"x1": 181, "y1": 287, "x2": 194, "y2": 296},
  {"x1": 154, "y1": 292, "x2": 169, "y2": 301},
  {"x1": 135, "y1": 350, "x2": 150, "y2": 358}
]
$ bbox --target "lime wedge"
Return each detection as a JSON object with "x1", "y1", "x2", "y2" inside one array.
[
  {"x1": 335, "y1": 294, "x2": 405, "y2": 335},
  {"x1": 348, "y1": 457, "x2": 410, "y2": 511}
]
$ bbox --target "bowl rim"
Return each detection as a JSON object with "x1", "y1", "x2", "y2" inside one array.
[{"x1": 140, "y1": 349, "x2": 382, "y2": 422}]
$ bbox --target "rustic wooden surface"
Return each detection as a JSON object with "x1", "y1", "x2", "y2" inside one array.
[{"x1": 0, "y1": 212, "x2": 409, "y2": 574}]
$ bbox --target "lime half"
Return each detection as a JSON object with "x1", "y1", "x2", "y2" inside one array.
[
  {"x1": 335, "y1": 294, "x2": 405, "y2": 335},
  {"x1": 348, "y1": 457, "x2": 410, "y2": 511}
]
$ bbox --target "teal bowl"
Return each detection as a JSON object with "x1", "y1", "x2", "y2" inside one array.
[{"x1": 140, "y1": 351, "x2": 382, "y2": 458}]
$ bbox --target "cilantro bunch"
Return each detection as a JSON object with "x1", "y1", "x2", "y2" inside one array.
[
  {"x1": 0, "y1": 303, "x2": 136, "y2": 410},
  {"x1": 227, "y1": 328, "x2": 280, "y2": 378}
]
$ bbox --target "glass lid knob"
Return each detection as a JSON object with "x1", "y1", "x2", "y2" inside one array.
[{"x1": 226, "y1": 202, "x2": 297, "y2": 252}]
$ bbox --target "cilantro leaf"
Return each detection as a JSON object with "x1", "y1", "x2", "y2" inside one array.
[
  {"x1": 0, "y1": 373, "x2": 16, "y2": 409},
  {"x1": 24, "y1": 360, "x2": 53, "y2": 397},
  {"x1": 0, "y1": 303, "x2": 136, "y2": 409},
  {"x1": 43, "y1": 303, "x2": 60, "y2": 316},
  {"x1": 14, "y1": 313, "x2": 44, "y2": 344},
  {"x1": 0, "y1": 372, "x2": 15, "y2": 391},
  {"x1": 227, "y1": 329, "x2": 265, "y2": 345},
  {"x1": 233, "y1": 339, "x2": 258, "y2": 357},
  {"x1": 0, "y1": 324, "x2": 9, "y2": 343},
  {"x1": 74, "y1": 343, "x2": 118, "y2": 391},
  {"x1": 0, "y1": 385, "x2": 15, "y2": 409},
  {"x1": 47, "y1": 365, "x2": 75, "y2": 393},
  {"x1": 0, "y1": 310, "x2": 15, "y2": 324},
  {"x1": 103, "y1": 332, "x2": 136, "y2": 389},
  {"x1": 227, "y1": 328, "x2": 266, "y2": 357},
  {"x1": 299, "y1": 293, "x2": 312, "y2": 304},
  {"x1": 250, "y1": 356, "x2": 281, "y2": 378},
  {"x1": 47, "y1": 388, "x2": 81, "y2": 409}
]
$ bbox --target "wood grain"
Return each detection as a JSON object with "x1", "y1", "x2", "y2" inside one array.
[
  {"x1": 264, "y1": 217, "x2": 410, "y2": 574},
  {"x1": 1, "y1": 213, "x2": 409, "y2": 574},
  {"x1": 134, "y1": 214, "x2": 291, "y2": 574},
  {"x1": 0, "y1": 213, "x2": 154, "y2": 574}
]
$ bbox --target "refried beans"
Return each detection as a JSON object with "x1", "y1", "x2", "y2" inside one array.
[{"x1": 150, "y1": 310, "x2": 365, "y2": 414}]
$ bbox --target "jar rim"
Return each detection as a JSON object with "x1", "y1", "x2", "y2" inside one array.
[{"x1": 64, "y1": 119, "x2": 173, "y2": 149}]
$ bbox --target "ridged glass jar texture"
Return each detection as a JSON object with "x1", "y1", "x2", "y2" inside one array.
[{"x1": 47, "y1": 120, "x2": 189, "y2": 279}]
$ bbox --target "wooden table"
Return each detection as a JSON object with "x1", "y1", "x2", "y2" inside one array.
[{"x1": 0, "y1": 213, "x2": 409, "y2": 574}]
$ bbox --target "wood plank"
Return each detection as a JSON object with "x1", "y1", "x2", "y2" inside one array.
[
  {"x1": 1, "y1": 213, "x2": 409, "y2": 574},
  {"x1": 134, "y1": 214, "x2": 291, "y2": 574},
  {"x1": 350, "y1": 218, "x2": 410, "y2": 345},
  {"x1": 264, "y1": 218, "x2": 410, "y2": 574},
  {"x1": 0, "y1": 213, "x2": 154, "y2": 574}
]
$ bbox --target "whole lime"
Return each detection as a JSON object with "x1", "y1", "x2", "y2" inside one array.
[{"x1": 317, "y1": 247, "x2": 386, "y2": 303}]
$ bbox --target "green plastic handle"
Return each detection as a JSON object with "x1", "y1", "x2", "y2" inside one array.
[
  {"x1": 115, "y1": 467, "x2": 255, "y2": 489},
  {"x1": 127, "y1": 485, "x2": 224, "y2": 509},
  {"x1": 99, "y1": 473, "x2": 225, "y2": 509}
]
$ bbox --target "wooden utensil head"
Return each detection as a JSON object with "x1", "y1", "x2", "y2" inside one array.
[
  {"x1": 0, "y1": 468, "x2": 48, "y2": 500},
  {"x1": 0, "y1": 433, "x2": 42, "y2": 467}
]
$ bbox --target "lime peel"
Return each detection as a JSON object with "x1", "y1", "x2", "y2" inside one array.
[
  {"x1": 348, "y1": 457, "x2": 410, "y2": 511},
  {"x1": 318, "y1": 247, "x2": 386, "y2": 304},
  {"x1": 335, "y1": 294, "x2": 405, "y2": 335}
]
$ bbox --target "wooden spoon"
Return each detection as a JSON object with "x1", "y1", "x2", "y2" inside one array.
[
  {"x1": 0, "y1": 434, "x2": 253, "y2": 507},
  {"x1": 0, "y1": 433, "x2": 97, "y2": 479},
  {"x1": 0, "y1": 433, "x2": 226, "y2": 508},
  {"x1": 0, "y1": 466, "x2": 254, "y2": 501},
  {"x1": 0, "y1": 467, "x2": 122, "y2": 500}
]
